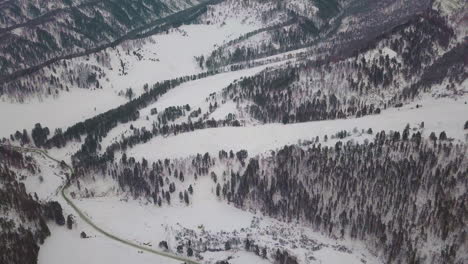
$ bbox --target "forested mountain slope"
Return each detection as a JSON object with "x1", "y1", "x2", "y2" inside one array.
[
  {"x1": 0, "y1": 0, "x2": 217, "y2": 97},
  {"x1": 212, "y1": 3, "x2": 467, "y2": 125},
  {"x1": 0, "y1": 1, "x2": 466, "y2": 264}
]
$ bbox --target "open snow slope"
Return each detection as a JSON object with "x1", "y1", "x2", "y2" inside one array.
[
  {"x1": 7, "y1": 147, "x2": 180, "y2": 264},
  {"x1": 106, "y1": 22, "x2": 261, "y2": 96},
  {"x1": 127, "y1": 95, "x2": 468, "y2": 160},
  {"x1": 0, "y1": 89, "x2": 126, "y2": 138},
  {"x1": 38, "y1": 225, "x2": 180, "y2": 264}
]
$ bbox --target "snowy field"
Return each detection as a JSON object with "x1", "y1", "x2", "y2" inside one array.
[
  {"x1": 126, "y1": 95, "x2": 468, "y2": 161},
  {"x1": 0, "y1": 17, "x2": 261, "y2": 139},
  {"x1": 105, "y1": 22, "x2": 261, "y2": 96},
  {"x1": 100, "y1": 64, "x2": 273, "y2": 148},
  {"x1": 71, "y1": 177, "x2": 380, "y2": 264},
  {"x1": 0, "y1": 89, "x2": 126, "y2": 138},
  {"x1": 20, "y1": 151, "x2": 379, "y2": 264},
  {"x1": 8, "y1": 150, "x2": 178, "y2": 264},
  {"x1": 29, "y1": 92, "x2": 467, "y2": 264},
  {"x1": 38, "y1": 225, "x2": 180, "y2": 264}
]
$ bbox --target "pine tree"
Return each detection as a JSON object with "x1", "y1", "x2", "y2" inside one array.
[{"x1": 67, "y1": 215, "x2": 73, "y2": 230}]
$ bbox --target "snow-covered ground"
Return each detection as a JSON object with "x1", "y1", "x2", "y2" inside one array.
[
  {"x1": 140, "y1": 67, "x2": 265, "y2": 115},
  {"x1": 0, "y1": 14, "x2": 262, "y2": 139},
  {"x1": 2, "y1": 2, "x2": 466, "y2": 263},
  {"x1": 105, "y1": 22, "x2": 261, "y2": 96},
  {"x1": 14, "y1": 150, "x2": 180, "y2": 264},
  {"x1": 27, "y1": 92, "x2": 467, "y2": 264},
  {"x1": 0, "y1": 88, "x2": 125, "y2": 138},
  {"x1": 126, "y1": 95, "x2": 468, "y2": 161},
  {"x1": 19, "y1": 152, "x2": 65, "y2": 201},
  {"x1": 71, "y1": 177, "x2": 380, "y2": 264},
  {"x1": 38, "y1": 225, "x2": 180, "y2": 264},
  {"x1": 15, "y1": 148, "x2": 379, "y2": 264}
]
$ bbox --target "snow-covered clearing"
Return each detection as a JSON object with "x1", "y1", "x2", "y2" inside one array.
[
  {"x1": 19, "y1": 152, "x2": 65, "y2": 201},
  {"x1": 127, "y1": 95, "x2": 468, "y2": 160},
  {"x1": 106, "y1": 22, "x2": 261, "y2": 96},
  {"x1": 38, "y1": 225, "x2": 180, "y2": 264},
  {"x1": 72, "y1": 177, "x2": 380, "y2": 264}
]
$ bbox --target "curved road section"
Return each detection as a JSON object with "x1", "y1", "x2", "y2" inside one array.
[{"x1": 3, "y1": 144, "x2": 199, "y2": 264}]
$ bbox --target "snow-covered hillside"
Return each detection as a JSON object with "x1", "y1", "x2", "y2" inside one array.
[
  {"x1": 0, "y1": 6, "x2": 263, "y2": 138},
  {"x1": 1, "y1": 1, "x2": 467, "y2": 264}
]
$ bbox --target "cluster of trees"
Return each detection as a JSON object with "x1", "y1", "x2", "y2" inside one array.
[
  {"x1": 401, "y1": 42, "x2": 467, "y2": 101},
  {"x1": 0, "y1": 147, "x2": 66, "y2": 264},
  {"x1": 72, "y1": 153, "x2": 200, "y2": 207},
  {"x1": 31, "y1": 123, "x2": 50, "y2": 148},
  {"x1": 274, "y1": 249, "x2": 299, "y2": 264},
  {"x1": 8, "y1": 129, "x2": 31, "y2": 146},
  {"x1": 74, "y1": 111, "x2": 242, "y2": 169},
  {"x1": 207, "y1": 22, "x2": 311, "y2": 68},
  {"x1": 217, "y1": 8, "x2": 460, "y2": 125},
  {"x1": 218, "y1": 130, "x2": 466, "y2": 263},
  {"x1": 223, "y1": 65, "x2": 380, "y2": 124},
  {"x1": 158, "y1": 105, "x2": 191, "y2": 125}
]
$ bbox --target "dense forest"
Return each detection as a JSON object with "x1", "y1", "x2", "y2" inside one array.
[
  {"x1": 224, "y1": 133, "x2": 467, "y2": 263},
  {"x1": 219, "y1": 9, "x2": 462, "y2": 125}
]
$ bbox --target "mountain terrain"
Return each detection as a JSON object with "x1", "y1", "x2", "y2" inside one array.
[{"x1": 0, "y1": 0, "x2": 467, "y2": 264}]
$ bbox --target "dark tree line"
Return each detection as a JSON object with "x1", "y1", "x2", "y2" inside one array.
[
  {"x1": 217, "y1": 9, "x2": 460, "y2": 125},
  {"x1": 72, "y1": 152, "x2": 217, "y2": 206},
  {"x1": 223, "y1": 65, "x2": 380, "y2": 124},
  {"x1": 46, "y1": 70, "x2": 220, "y2": 149},
  {"x1": 219, "y1": 131, "x2": 466, "y2": 264}
]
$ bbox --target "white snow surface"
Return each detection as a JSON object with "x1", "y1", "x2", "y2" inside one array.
[
  {"x1": 127, "y1": 95, "x2": 468, "y2": 161},
  {"x1": 71, "y1": 176, "x2": 380, "y2": 264},
  {"x1": 0, "y1": 88, "x2": 125, "y2": 138},
  {"x1": 106, "y1": 22, "x2": 261, "y2": 96},
  {"x1": 141, "y1": 66, "x2": 265, "y2": 115},
  {"x1": 38, "y1": 225, "x2": 180, "y2": 264}
]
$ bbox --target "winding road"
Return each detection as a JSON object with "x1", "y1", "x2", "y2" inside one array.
[{"x1": 3, "y1": 144, "x2": 199, "y2": 264}]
